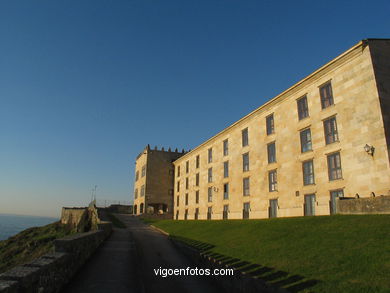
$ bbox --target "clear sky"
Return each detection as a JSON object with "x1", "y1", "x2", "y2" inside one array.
[{"x1": 1, "y1": 0, "x2": 389, "y2": 217}]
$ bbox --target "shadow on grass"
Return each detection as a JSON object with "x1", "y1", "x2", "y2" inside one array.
[{"x1": 170, "y1": 235, "x2": 319, "y2": 293}]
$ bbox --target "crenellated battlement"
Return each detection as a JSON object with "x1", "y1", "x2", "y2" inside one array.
[{"x1": 136, "y1": 144, "x2": 190, "y2": 159}]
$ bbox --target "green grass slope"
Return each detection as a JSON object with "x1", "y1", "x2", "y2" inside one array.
[
  {"x1": 148, "y1": 215, "x2": 390, "y2": 293},
  {"x1": 0, "y1": 221, "x2": 74, "y2": 273}
]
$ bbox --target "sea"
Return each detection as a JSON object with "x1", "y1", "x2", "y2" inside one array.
[{"x1": 0, "y1": 214, "x2": 59, "y2": 241}]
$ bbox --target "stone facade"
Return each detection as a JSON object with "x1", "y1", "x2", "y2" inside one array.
[
  {"x1": 172, "y1": 39, "x2": 390, "y2": 220},
  {"x1": 133, "y1": 145, "x2": 186, "y2": 216}
]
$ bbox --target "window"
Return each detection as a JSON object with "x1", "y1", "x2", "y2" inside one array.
[
  {"x1": 196, "y1": 155, "x2": 200, "y2": 168},
  {"x1": 185, "y1": 209, "x2": 188, "y2": 220},
  {"x1": 266, "y1": 114, "x2": 274, "y2": 135},
  {"x1": 195, "y1": 173, "x2": 199, "y2": 186},
  {"x1": 303, "y1": 160, "x2": 315, "y2": 185},
  {"x1": 186, "y1": 161, "x2": 189, "y2": 173},
  {"x1": 223, "y1": 183, "x2": 229, "y2": 200},
  {"x1": 327, "y1": 152, "x2": 342, "y2": 180},
  {"x1": 223, "y1": 139, "x2": 229, "y2": 156},
  {"x1": 177, "y1": 166, "x2": 180, "y2": 177},
  {"x1": 185, "y1": 193, "x2": 188, "y2": 205},
  {"x1": 208, "y1": 168, "x2": 213, "y2": 183},
  {"x1": 135, "y1": 171, "x2": 139, "y2": 181},
  {"x1": 267, "y1": 142, "x2": 276, "y2": 163},
  {"x1": 243, "y1": 153, "x2": 249, "y2": 172},
  {"x1": 331, "y1": 189, "x2": 344, "y2": 198},
  {"x1": 177, "y1": 181, "x2": 180, "y2": 192},
  {"x1": 324, "y1": 117, "x2": 339, "y2": 144},
  {"x1": 141, "y1": 165, "x2": 146, "y2": 177},
  {"x1": 320, "y1": 82, "x2": 334, "y2": 109},
  {"x1": 185, "y1": 178, "x2": 189, "y2": 189},
  {"x1": 242, "y1": 128, "x2": 249, "y2": 146},
  {"x1": 141, "y1": 185, "x2": 145, "y2": 197},
  {"x1": 134, "y1": 189, "x2": 138, "y2": 199},
  {"x1": 223, "y1": 161, "x2": 229, "y2": 178},
  {"x1": 208, "y1": 148, "x2": 213, "y2": 163},
  {"x1": 208, "y1": 187, "x2": 213, "y2": 202},
  {"x1": 176, "y1": 196, "x2": 179, "y2": 207},
  {"x1": 195, "y1": 190, "x2": 199, "y2": 204},
  {"x1": 195, "y1": 208, "x2": 199, "y2": 220},
  {"x1": 269, "y1": 170, "x2": 277, "y2": 192},
  {"x1": 297, "y1": 95, "x2": 309, "y2": 120},
  {"x1": 300, "y1": 128, "x2": 312, "y2": 152},
  {"x1": 243, "y1": 177, "x2": 250, "y2": 196}
]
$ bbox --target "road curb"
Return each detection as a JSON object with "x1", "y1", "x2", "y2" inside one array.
[{"x1": 149, "y1": 225, "x2": 170, "y2": 236}]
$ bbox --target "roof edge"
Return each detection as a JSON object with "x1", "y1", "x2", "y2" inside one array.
[{"x1": 173, "y1": 40, "x2": 367, "y2": 164}]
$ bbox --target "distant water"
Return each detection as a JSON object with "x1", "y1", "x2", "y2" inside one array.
[{"x1": 0, "y1": 214, "x2": 58, "y2": 241}]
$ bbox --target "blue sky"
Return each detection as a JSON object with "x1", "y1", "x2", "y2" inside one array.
[{"x1": 1, "y1": 0, "x2": 389, "y2": 217}]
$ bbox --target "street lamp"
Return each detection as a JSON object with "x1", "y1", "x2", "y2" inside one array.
[{"x1": 364, "y1": 144, "x2": 375, "y2": 156}]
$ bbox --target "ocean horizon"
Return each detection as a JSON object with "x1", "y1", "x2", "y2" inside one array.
[{"x1": 0, "y1": 213, "x2": 59, "y2": 241}]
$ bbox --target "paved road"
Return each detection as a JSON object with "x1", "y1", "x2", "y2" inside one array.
[{"x1": 62, "y1": 215, "x2": 218, "y2": 293}]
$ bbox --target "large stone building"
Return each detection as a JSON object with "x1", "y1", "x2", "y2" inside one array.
[
  {"x1": 133, "y1": 145, "x2": 186, "y2": 216},
  {"x1": 172, "y1": 39, "x2": 390, "y2": 220}
]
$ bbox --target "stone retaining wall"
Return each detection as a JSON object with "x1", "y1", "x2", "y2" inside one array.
[
  {"x1": 0, "y1": 222, "x2": 112, "y2": 293},
  {"x1": 337, "y1": 195, "x2": 390, "y2": 214},
  {"x1": 105, "y1": 204, "x2": 133, "y2": 214}
]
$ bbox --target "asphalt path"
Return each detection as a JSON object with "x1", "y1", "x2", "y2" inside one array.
[{"x1": 61, "y1": 215, "x2": 219, "y2": 293}]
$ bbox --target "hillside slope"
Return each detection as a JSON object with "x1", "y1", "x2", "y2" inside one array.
[
  {"x1": 0, "y1": 221, "x2": 74, "y2": 273},
  {"x1": 148, "y1": 215, "x2": 390, "y2": 293}
]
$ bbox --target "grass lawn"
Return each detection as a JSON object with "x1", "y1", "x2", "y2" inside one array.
[{"x1": 146, "y1": 215, "x2": 390, "y2": 293}]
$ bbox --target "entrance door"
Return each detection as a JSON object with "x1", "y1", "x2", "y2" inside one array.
[
  {"x1": 330, "y1": 189, "x2": 344, "y2": 214},
  {"x1": 207, "y1": 207, "x2": 212, "y2": 220},
  {"x1": 223, "y1": 205, "x2": 229, "y2": 220},
  {"x1": 269, "y1": 199, "x2": 278, "y2": 218},
  {"x1": 243, "y1": 202, "x2": 250, "y2": 219},
  {"x1": 304, "y1": 194, "x2": 316, "y2": 216}
]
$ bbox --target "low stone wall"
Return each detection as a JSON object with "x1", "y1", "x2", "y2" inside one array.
[
  {"x1": 337, "y1": 195, "x2": 390, "y2": 214},
  {"x1": 0, "y1": 222, "x2": 112, "y2": 293},
  {"x1": 105, "y1": 204, "x2": 133, "y2": 214},
  {"x1": 139, "y1": 213, "x2": 173, "y2": 220}
]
